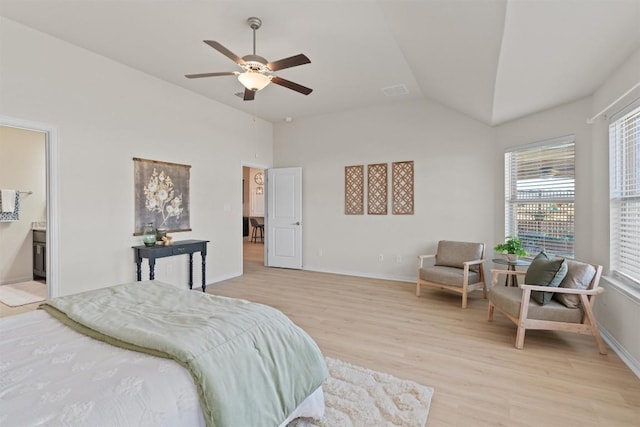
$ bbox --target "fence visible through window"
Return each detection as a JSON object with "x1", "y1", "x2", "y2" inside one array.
[{"x1": 504, "y1": 137, "x2": 575, "y2": 258}]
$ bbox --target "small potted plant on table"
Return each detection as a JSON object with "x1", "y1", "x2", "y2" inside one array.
[{"x1": 494, "y1": 236, "x2": 528, "y2": 262}]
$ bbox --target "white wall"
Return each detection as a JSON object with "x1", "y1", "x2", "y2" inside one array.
[
  {"x1": 589, "y1": 49, "x2": 640, "y2": 374},
  {"x1": 273, "y1": 48, "x2": 640, "y2": 371},
  {"x1": 494, "y1": 48, "x2": 640, "y2": 373},
  {"x1": 0, "y1": 18, "x2": 273, "y2": 296},
  {"x1": 589, "y1": 49, "x2": 640, "y2": 269},
  {"x1": 494, "y1": 97, "x2": 594, "y2": 261},
  {"x1": 274, "y1": 99, "x2": 497, "y2": 281},
  {"x1": 0, "y1": 126, "x2": 46, "y2": 284}
]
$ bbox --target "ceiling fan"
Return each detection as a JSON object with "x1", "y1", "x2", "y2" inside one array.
[{"x1": 185, "y1": 17, "x2": 312, "y2": 101}]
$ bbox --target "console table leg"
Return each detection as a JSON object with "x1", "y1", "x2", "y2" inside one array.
[
  {"x1": 189, "y1": 253, "x2": 194, "y2": 290},
  {"x1": 149, "y1": 259, "x2": 156, "y2": 280},
  {"x1": 136, "y1": 257, "x2": 142, "y2": 281},
  {"x1": 201, "y1": 253, "x2": 207, "y2": 292}
]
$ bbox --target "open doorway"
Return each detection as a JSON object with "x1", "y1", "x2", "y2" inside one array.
[
  {"x1": 242, "y1": 166, "x2": 266, "y2": 267},
  {"x1": 0, "y1": 116, "x2": 59, "y2": 312},
  {"x1": 0, "y1": 121, "x2": 57, "y2": 317}
]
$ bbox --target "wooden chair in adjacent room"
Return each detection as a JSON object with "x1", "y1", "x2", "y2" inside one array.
[{"x1": 249, "y1": 218, "x2": 264, "y2": 243}]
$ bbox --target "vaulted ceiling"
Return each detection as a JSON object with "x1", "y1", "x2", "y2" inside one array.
[{"x1": 1, "y1": 0, "x2": 639, "y2": 125}]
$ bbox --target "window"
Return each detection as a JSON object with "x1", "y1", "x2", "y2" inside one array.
[
  {"x1": 504, "y1": 136, "x2": 575, "y2": 258},
  {"x1": 609, "y1": 99, "x2": 640, "y2": 287}
]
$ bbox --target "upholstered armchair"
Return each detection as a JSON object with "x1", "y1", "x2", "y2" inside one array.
[
  {"x1": 487, "y1": 256, "x2": 607, "y2": 354},
  {"x1": 416, "y1": 240, "x2": 486, "y2": 308}
]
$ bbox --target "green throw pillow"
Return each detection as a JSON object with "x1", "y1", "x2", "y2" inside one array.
[{"x1": 524, "y1": 252, "x2": 568, "y2": 305}]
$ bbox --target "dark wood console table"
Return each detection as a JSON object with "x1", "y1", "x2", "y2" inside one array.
[{"x1": 132, "y1": 239, "x2": 209, "y2": 292}]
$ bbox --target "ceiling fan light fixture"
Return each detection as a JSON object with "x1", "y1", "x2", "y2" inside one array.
[
  {"x1": 186, "y1": 16, "x2": 312, "y2": 100},
  {"x1": 238, "y1": 72, "x2": 271, "y2": 91}
]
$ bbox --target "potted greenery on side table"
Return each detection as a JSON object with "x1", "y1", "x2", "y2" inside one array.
[{"x1": 494, "y1": 236, "x2": 528, "y2": 262}]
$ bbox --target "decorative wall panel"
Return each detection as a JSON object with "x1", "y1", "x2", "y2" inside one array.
[
  {"x1": 392, "y1": 161, "x2": 414, "y2": 215},
  {"x1": 344, "y1": 165, "x2": 364, "y2": 215},
  {"x1": 367, "y1": 163, "x2": 388, "y2": 215}
]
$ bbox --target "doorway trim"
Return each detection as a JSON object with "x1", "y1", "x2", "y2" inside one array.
[
  {"x1": 240, "y1": 161, "x2": 269, "y2": 275},
  {"x1": 0, "y1": 115, "x2": 59, "y2": 299}
]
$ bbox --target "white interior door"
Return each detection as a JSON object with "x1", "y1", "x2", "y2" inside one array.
[{"x1": 266, "y1": 167, "x2": 302, "y2": 269}]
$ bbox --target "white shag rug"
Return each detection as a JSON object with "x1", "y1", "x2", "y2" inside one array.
[
  {"x1": 0, "y1": 281, "x2": 47, "y2": 307},
  {"x1": 290, "y1": 357, "x2": 434, "y2": 427}
]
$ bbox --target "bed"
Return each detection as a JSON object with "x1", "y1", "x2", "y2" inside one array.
[{"x1": 0, "y1": 280, "x2": 327, "y2": 426}]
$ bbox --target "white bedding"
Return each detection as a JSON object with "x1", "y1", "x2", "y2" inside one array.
[{"x1": 0, "y1": 310, "x2": 323, "y2": 426}]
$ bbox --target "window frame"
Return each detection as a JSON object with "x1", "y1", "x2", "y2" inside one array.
[
  {"x1": 609, "y1": 98, "x2": 640, "y2": 290},
  {"x1": 503, "y1": 135, "x2": 576, "y2": 259}
]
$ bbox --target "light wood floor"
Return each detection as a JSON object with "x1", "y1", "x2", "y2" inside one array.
[
  {"x1": 3, "y1": 241, "x2": 639, "y2": 426},
  {"x1": 224, "y1": 242, "x2": 640, "y2": 426}
]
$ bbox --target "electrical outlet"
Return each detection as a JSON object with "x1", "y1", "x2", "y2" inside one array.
[
  {"x1": 378, "y1": 254, "x2": 384, "y2": 262},
  {"x1": 396, "y1": 255, "x2": 402, "y2": 264}
]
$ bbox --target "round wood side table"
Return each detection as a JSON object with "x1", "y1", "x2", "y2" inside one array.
[{"x1": 492, "y1": 258, "x2": 531, "y2": 286}]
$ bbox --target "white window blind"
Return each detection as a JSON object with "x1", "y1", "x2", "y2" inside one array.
[
  {"x1": 610, "y1": 99, "x2": 640, "y2": 287},
  {"x1": 504, "y1": 136, "x2": 575, "y2": 258}
]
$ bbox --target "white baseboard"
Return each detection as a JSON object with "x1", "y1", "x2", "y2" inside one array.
[
  {"x1": 599, "y1": 324, "x2": 640, "y2": 379},
  {"x1": 0, "y1": 276, "x2": 36, "y2": 286},
  {"x1": 302, "y1": 265, "x2": 415, "y2": 284},
  {"x1": 207, "y1": 271, "x2": 242, "y2": 285}
]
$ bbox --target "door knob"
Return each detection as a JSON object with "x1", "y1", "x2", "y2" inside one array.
[{"x1": 294, "y1": 221, "x2": 301, "y2": 225}]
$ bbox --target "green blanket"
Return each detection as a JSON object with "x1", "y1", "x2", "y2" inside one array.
[{"x1": 40, "y1": 280, "x2": 327, "y2": 427}]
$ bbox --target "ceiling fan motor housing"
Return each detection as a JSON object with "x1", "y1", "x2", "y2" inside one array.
[{"x1": 242, "y1": 55, "x2": 270, "y2": 72}]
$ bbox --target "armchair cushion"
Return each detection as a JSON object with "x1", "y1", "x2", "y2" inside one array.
[
  {"x1": 434, "y1": 241, "x2": 483, "y2": 272},
  {"x1": 524, "y1": 252, "x2": 568, "y2": 305},
  {"x1": 488, "y1": 286, "x2": 583, "y2": 323},
  {"x1": 420, "y1": 266, "x2": 481, "y2": 287},
  {"x1": 555, "y1": 260, "x2": 597, "y2": 308}
]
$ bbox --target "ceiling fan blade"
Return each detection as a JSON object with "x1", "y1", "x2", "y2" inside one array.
[
  {"x1": 243, "y1": 88, "x2": 256, "y2": 101},
  {"x1": 271, "y1": 76, "x2": 313, "y2": 95},
  {"x1": 185, "y1": 72, "x2": 238, "y2": 79},
  {"x1": 267, "y1": 54, "x2": 311, "y2": 71},
  {"x1": 203, "y1": 40, "x2": 246, "y2": 66}
]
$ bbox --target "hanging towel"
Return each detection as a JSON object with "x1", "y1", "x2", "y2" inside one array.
[
  {"x1": 0, "y1": 191, "x2": 19, "y2": 221},
  {"x1": 1, "y1": 189, "x2": 16, "y2": 213}
]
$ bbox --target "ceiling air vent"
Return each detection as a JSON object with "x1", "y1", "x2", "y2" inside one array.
[{"x1": 381, "y1": 84, "x2": 409, "y2": 97}]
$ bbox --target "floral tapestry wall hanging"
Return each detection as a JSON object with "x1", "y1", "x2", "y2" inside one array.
[{"x1": 133, "y1": 157, "x2": 191, "y2": 235}]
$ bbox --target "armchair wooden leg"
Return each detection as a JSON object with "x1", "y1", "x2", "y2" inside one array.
[
  {"x1": 461, "y1": 293, "x2": 468, "y2": 309},
  {"x1": 488, "y1": 302, "x2": 495, "y2": 321},
  {"x1": 514, "y1": 289, "x2": 532, "y2": 349},
  {"x1": 591, "y1": 325, "x2": 608, "y2": 355},
  {"x1": 515, "y1": 325, "x2": 526, "y2": 349},
  {"x1": 580, "y1": 295, "x2": 608, "y2": 355},
  {"x1": 416, "y1": 282, "x2": 421, "y2": 297}
]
